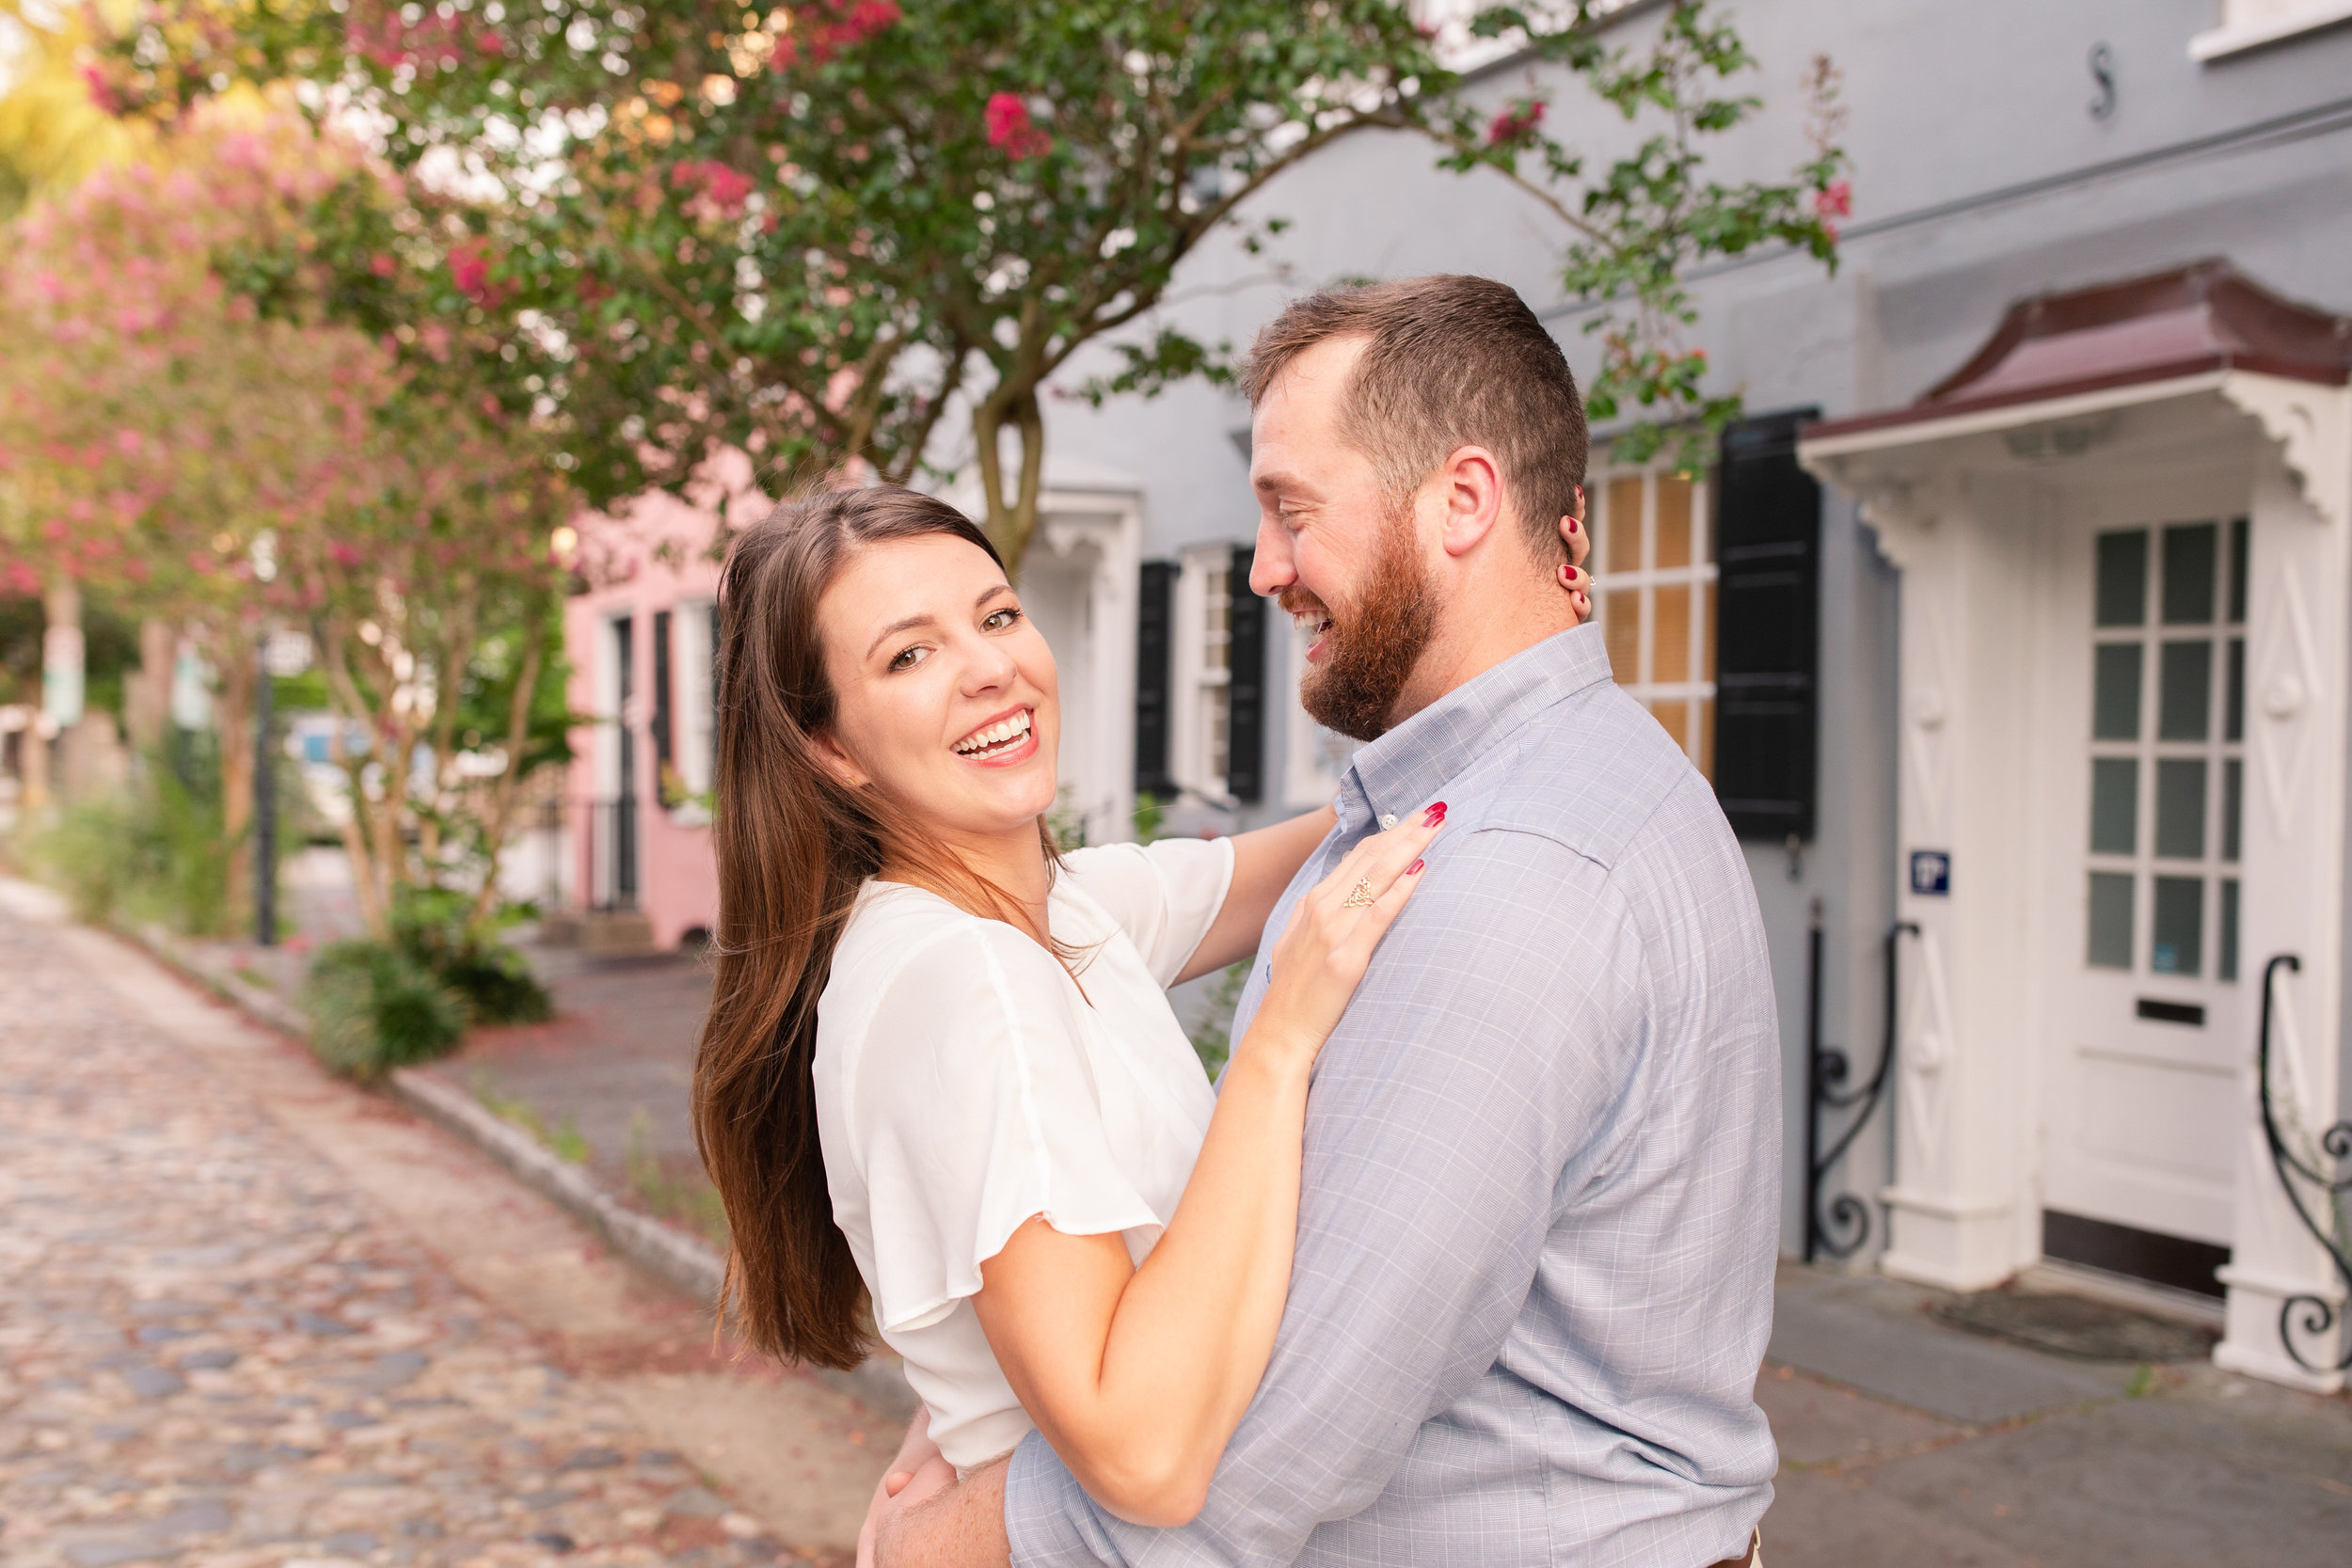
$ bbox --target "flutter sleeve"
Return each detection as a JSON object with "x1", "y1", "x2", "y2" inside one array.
[
  {"x1": 847, "y1": 922, "x2": 1164, "y2": 1335},
  {"x1": 1057, "y1": 836, "x2": 1236, "y2": 988}
]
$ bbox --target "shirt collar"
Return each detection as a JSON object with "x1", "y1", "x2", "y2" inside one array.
[{"x1": 1338, "y1": 622, "x2": 1614, "y2": 830}]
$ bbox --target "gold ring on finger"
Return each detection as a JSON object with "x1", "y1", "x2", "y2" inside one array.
[{"x1": 1343, "y1": 878, "x2": 1375, "y2": 908}]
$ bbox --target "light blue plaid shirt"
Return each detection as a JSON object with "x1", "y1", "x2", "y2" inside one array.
[{"x1": 1006, "y1": 623, "x2": 1782, "y2": 1567}]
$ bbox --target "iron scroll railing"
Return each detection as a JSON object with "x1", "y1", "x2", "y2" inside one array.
[
  {"x1": 1804, "y1": 911, "x2": 1921, "y2": 1263},
  {"x1": 2255, "y1": 952, "x2": 2352, "y2": 1374}
]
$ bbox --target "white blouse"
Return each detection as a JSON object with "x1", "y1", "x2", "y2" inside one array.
[{"x1": 813, "y1": 836, "x2": 1235, "y2": 1469}]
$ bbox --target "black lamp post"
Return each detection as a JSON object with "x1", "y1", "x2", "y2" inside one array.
[{"x1": 255, "y1": 634, "x2": 276, "y2": 947}]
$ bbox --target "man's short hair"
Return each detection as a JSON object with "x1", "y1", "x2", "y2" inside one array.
[{"x1": 1240, "y1": 275, "x2": 1589, "y2": 559}]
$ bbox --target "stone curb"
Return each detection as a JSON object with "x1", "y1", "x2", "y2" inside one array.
[{"x1": 111, "y1": 914, "x2": 916, "y2": 1422}]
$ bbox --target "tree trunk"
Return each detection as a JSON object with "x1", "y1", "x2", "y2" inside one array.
[
  {"x1": 125, "y1": 619, "x2": 177, "y2": 754},
  {"x1": 468, "y1": 624, "x2": 546, "y2": 927},
  {"x1": 972, "y1": 387, "x2": 1047, "y2": 577}
]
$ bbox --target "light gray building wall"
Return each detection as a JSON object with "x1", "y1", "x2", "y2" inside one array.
[{"x1": 1028, "y1": 0, "x2": 2352, "y2": 1302}]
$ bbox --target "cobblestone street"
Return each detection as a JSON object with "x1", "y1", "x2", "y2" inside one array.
[{"x1": 0, "y1": 885, "x2": 898, "y2": 1568}]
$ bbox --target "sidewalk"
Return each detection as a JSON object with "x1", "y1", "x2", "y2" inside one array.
[{"x1": 1758, "y1": 1265, "x2": 2352, "y2": 1564}]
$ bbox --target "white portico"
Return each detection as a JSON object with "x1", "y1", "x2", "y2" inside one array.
[{"x1": 1801, "y1": 262, "x2": 2352, "y2": 1391}]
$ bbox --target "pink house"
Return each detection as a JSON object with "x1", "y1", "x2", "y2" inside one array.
[{"x1": 559, "y1": 455, "x2": 767, "y2": 951}]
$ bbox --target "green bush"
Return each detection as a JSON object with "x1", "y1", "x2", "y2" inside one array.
[
  {"x1": 389, "y1": 888, "x2": 553, "y2": 1025},
  {"x1": 302, "y1": 939, "x2": 468, "y2": 1079},
  {"x1": 21, "y1": 738, "x2": 236, "y2": 937}
]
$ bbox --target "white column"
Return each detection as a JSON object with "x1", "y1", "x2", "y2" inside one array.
[
  {"x1": 2214, "y1": 375, "x2": 2352, "y2": 1393},
  {"x1": 1862, "y1": 477, "x2": 2044, "y2": 1291}
]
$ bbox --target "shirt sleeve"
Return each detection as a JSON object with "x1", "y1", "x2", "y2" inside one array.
[
  {"x1": 1057, "y1": 837, "x2": 1236, "y2": 988},
  {"x1": 1006, "y1": 832, "x2": 1651, "y2": 1566},
  {"x1": 850, "y1": 922, "x2": 1166, "y2": 1335}
]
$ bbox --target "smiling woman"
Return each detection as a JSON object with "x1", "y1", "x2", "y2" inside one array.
[{"x1": 691, "y1": 483, "x2": 1437, "y2": 1534}]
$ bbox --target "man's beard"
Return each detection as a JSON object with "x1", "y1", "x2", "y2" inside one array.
[{"x1": 1282, "y1": 501, "x2": 1437, "y2": 743}]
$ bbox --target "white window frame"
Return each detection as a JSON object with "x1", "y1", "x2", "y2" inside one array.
[
  {"x1": 2190, "y1": 0, "x2": 2352, "y2": 60},
  {"x1": 1281, "y1": 615, "x2": 1356, "y2": 808},
  {"x1": 1591, "y1": 465, "x2": 1717, "y2": 773},
  {"x1": 1170, "y1": 544, "x2": 1238, "y2": 802},
  {"x1": 673, "y1": 596, "x2": 717, "y2": 822}
]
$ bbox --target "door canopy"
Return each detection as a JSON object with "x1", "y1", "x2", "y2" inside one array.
[{"x1": 1812, "y1": 260, "x2": 2352, "y2": 445}]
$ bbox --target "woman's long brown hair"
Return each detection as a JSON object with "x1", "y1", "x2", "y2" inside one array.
[{"x1": 694, "y1": 484, "x2": 1064, "y2": 1370}]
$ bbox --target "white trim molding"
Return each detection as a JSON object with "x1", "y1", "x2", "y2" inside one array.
[{"x1": 2190, "y1": 0, "x2": 2352, "y2": 61}]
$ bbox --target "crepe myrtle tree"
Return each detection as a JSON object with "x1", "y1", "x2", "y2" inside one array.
[
  {"x1": 93, "y1": 0, "x2": 1845, "y2": 565},
  {"x1": 0, "y1": 99, "x2": 573, "y2": 934},
  {"x1": 0, "y1": 103, "x2": 391, "y2": 916}
]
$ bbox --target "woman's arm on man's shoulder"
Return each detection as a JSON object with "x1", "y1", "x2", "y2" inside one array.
[{"x1": 1174, "y1": 805, "x2": 1334, "y2": 984}]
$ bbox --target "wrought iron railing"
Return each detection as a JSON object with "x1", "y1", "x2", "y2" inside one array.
[
  {"x1": 2254, "y1": 952, "x2": 2352, "y2": 1373},
  {"x1": 1804, "y1": 909, "x2": 1920, "y2": 1262}
]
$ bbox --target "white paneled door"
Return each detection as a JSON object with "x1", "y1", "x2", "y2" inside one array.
[{"x1": 2042, "y1": 514, "x2": 2249, "y2": 1282}]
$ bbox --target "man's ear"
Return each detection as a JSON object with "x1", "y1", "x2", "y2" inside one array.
[
  {"x1": 811, "y1": 729, "x2": 868, "y2": 791},
  {"x1": 1436, "y1": 445, "x2": 1505, "y2": 559}
]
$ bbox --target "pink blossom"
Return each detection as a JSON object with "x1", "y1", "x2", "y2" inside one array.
[
  {"x1": 670, "y1": 160, "x2": 755, "y2": 219},
  {"x1": 985, "y1": 93, "x2": 1052, "y2": 160},
  {"x1": 1487, "y1": 99, "x2": 1546, "y2": 146},
  {"x1": 450, "y1": 241, "x2": 498, "y2": 305},
  {"x1": 370, "y1": 252, "x2": 397, "y2": 277},
  {"x1": 1814, "y1": 180, "x2": 1851, "y2": 219},
  {"x1": 78, "y1": 66, "x2": 120, "y2": 116}
]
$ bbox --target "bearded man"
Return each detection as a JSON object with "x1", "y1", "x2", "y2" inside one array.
[{"x1": 875, "y1": 275, "x2": 1782, "y2": 1568}]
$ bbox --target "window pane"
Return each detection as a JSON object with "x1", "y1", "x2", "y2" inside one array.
[
  {"x1": 2090, "y1": 758, "x2": 2137, "y2": 855},
  {"x1": 2088, "y1": 873, "x2": 2135, "y2": 970},
  {"x1": 1698, "y1": 696, "x2": 1715, "y2": 780},
  {"x1": 2228, "y1": 516, "x2": 2249, "y2": 626},
  {"x1": 2161, "y1": 522, "x2": 2217, "y2": 625},
  {"x1": 1603, "y1": 590, "x2": 1643, "y2": 682},
  {"x1": 2225, "y1": 637, "x2": 2244, "y2": 742},
  {"x1": 1606, "y1": 476, "x2": 1645, "y2": 574},
  {"x1": 2219, "y1": 879, "x2": 2240, "y2": 982},
  {"x1": 2157, "y1": 641, "x2": 2212, "y2": 741},
  {"x1": 1649, "y1": 699, "x2": 1691, "y2": 759},
  {"x1": 2153, "y1": 759, "x2": 2207, "y2": 860},
  {"x1": 1654, "y1": 584, "x2": 1692, "y2": 683},
  {"x1": 1655, "y1": 476, "x2": 1693, "y2": 570},
  {"x1": 2221, "y1": 757, "x2": 2241, "y2": 863},
  {"x1": 2093, "y1": 643, "x2": 2142, "y2": 740},
  {"x1": 1701, "y1": 580, "x2": 1716, "y2": 682},
  {"x1": 2151, "y1": 877, "x2": 2203, "y2": 975},
  {"x1": 2096, "y1": 531, "x2": 2148, "y2": 627}
]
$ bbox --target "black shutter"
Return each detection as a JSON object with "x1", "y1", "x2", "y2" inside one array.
[
  {"x1": 650, "y1": 608, "x2": 674, "y2": 801},
  {"x1": 1135, "y1": 561, "x2": 1176, "y2": 798},
  {"x1": 1713, "y1": 409, "x2": 1820, "y2": 841},
  {"x1": 1226, "y1": 546, "x2": 1265, "y2": 803}
]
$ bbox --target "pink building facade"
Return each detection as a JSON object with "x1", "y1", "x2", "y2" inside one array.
[{"x1": 559, "y1": 459, "x2": 768, "y2": 950}]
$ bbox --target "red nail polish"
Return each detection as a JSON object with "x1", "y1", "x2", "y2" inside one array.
[
  {"x1": 1567, "y1": 516, "x2": 1580, "y2": 532},
  {"x1": 1422, "y1": 801, "x2": 1446, "y2": 826},
  {"x1": 1408, "y1": 858, "x2": 1425, "y2": 875}
]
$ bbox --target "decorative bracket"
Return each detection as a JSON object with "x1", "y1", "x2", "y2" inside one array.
[
  {"x1": 2220, "y1": 374, "x2": 2350, "y2": 531},
  {"x1": 2255, "y1": 953, "x2": 2352, "y2": 1373},
  {"x1": 1804, "y1": 912, "x2": 1922, "y2": 1261}
]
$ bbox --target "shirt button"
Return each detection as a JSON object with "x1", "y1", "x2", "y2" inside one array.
[{"x1": 1378, "y1": 813, "x2": 1398, "y2": 831}]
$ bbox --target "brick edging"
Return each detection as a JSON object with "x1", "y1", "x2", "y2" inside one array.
[{"x1": 113, "y1": 917, "x2": 916, "y2": 1422}]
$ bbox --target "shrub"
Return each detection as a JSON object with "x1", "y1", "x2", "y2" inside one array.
[
  {"x1": 20, "y1": 739, "x2": 236, "y2": 937},
  {"x1": 389, "y1": 888, "x2": 553, "y2": 1025},
  {"x1": 302, "y1": 939, "x2": 468, "y2": 1079}
]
